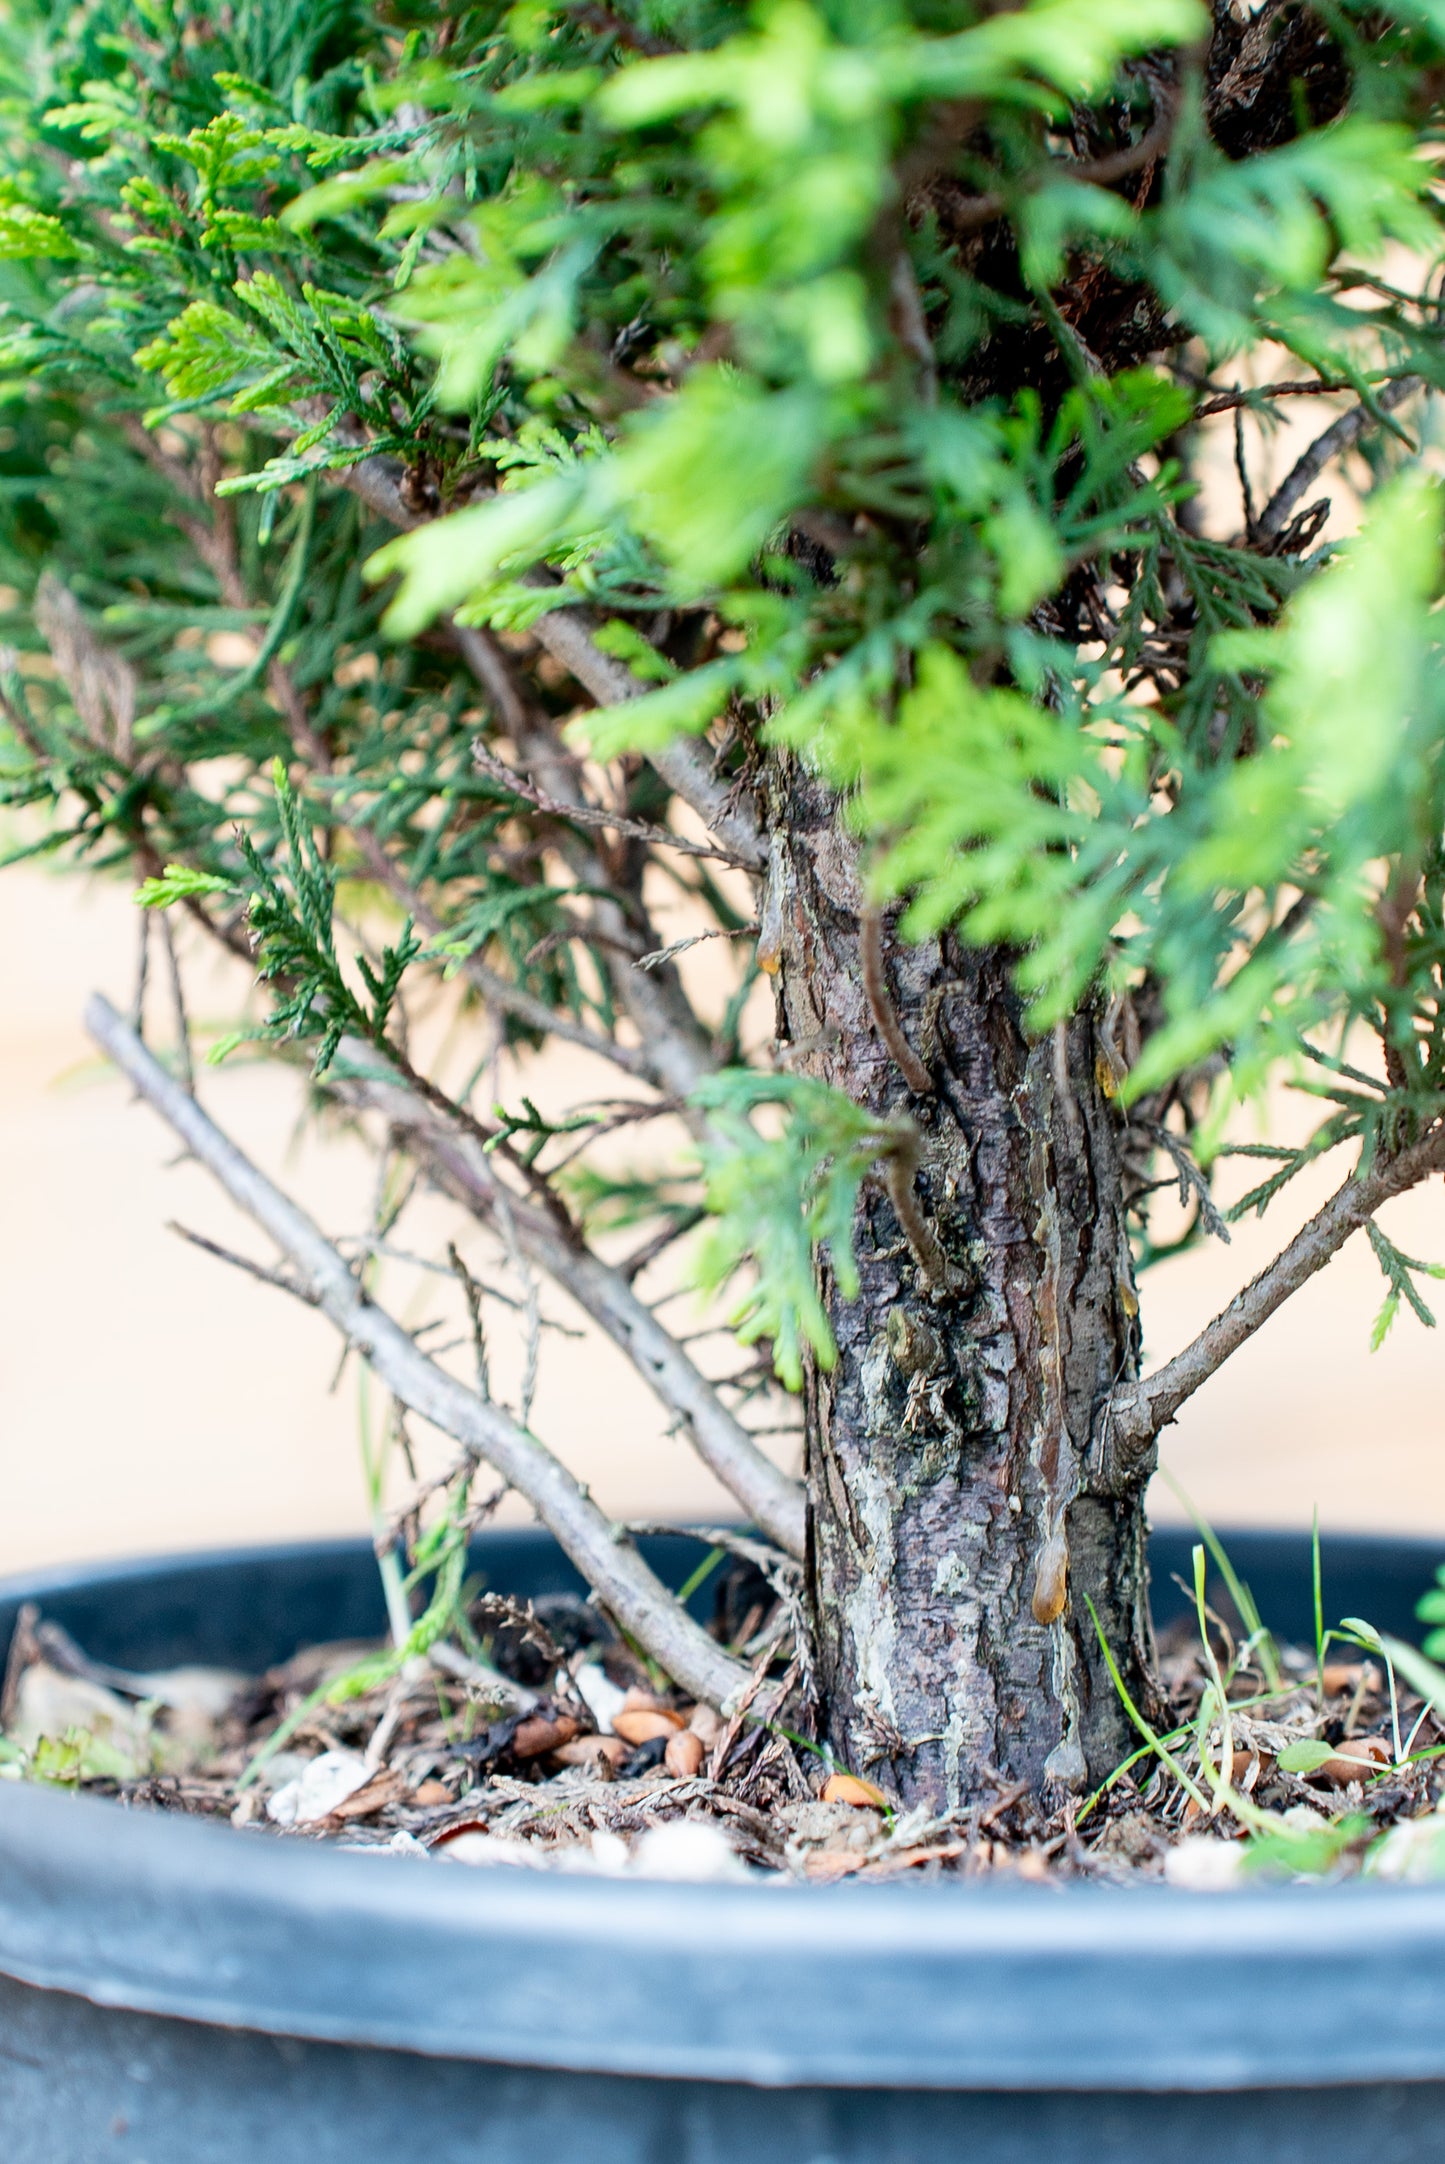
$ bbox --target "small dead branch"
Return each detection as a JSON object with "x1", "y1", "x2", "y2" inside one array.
[
  {"x1": 1136, "y1": 1122, "x2": 1230, "y2": 1242},
  {"x1": 447, "y1": 1241, "x2": 491, "y2": 1401},
  {"x1": 473, "y1": 740, "x2": 754, "y2": 869},
  {"x1": 634, "y1": 923, "x2": 758, "y2": 972},
  {"x1": 1110, "y1": 1115, "x2": 1445, "y2": 1464},
  {"x1": 169, "y1": 1221, "x2": 321, "y2": 1306},
  {"x1": 1255, "y1": 375, "x2": 1420, "y2": 542}
]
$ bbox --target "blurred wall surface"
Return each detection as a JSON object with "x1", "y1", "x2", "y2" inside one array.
[{"x1": 2, "y1": 860, "x2": 1443, "y2": 1579}]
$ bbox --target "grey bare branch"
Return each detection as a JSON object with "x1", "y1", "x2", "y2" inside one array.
[
  {"x1": 84, "y1": 992, "x2": 753, "y2": 1710},
  {"x1": 292, "y1": 1054, "x2": 807, "y2": 1559},
  {"x1": 1110, "y1": 1119, "x2": 1445, "y2": 1467}
]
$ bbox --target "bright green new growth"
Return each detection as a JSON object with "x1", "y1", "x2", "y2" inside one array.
[
  {"x1": 0, "y1": 0, "x2": 1443, "y2": 1413},
  {"x1": 691, "y1": 1072, "x2": 906, "y2": 1390}
]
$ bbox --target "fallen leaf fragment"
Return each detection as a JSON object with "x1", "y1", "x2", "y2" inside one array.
[
  {"x1": 872, "y1": 1841, "x2": 970, "y2": 1876},
  {"x1": 411, "y1": 1779, "x2": 453, "y2": 1807},
  {"x1": 9, "y1": 1664, "x2": 153, "y2": 1781},
  {"x1": 326, "y1": 1767, "x2": 408, "y2": 1823},
  {"x1": 804, "y1": 1850, "x2": 867, "y2": 1882},
  {"x1": 1322, "y1": 1661, "x2": 1379, "y2": 1696},
  {"x1": 687, "y1": 1703, "x2": 724, "y2": 1745},
  {"x1": 821, "y1": 1772, "x2": 888, "y2": 1808}
]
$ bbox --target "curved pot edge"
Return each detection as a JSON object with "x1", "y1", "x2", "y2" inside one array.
[
  {"x1": 5, "y1": 1531, "x2": 1445, "y2": 2096},
  {"x1": 5, "y1": 1778, "x2": 1445, "y2": 2093}
]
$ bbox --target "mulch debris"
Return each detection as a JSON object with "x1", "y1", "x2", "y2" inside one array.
[{"x1": 5, "y1": 1567, "x2": 1445, "y2": 1888}]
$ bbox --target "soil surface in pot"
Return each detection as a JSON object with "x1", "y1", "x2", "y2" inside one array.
[{"x1": 4, "y1": 1551, "x2": 1445, "y2": 1889}]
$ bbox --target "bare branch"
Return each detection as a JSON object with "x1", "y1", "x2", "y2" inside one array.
[
  {"x1": 1194, "y1": 377, "x2": 1350, "y2": 418},
  {"x1": 1110, "y1": 1119, "x2": 1445, "y2": 1468},
  {"x1": 85, "y1": 992, "x2": 753, "y2": 1710},
  {"x1": 517, "y1": 591, "x2": 767, "y2": 873},
  {"x1": 169, "y1": 1220, "x2": 320, "y2": 1305},
  {"x1": 333, "y1": 1058, "x2": 807, "y2": 1558},
  {"x1": 328, "y1": 438, "x2": 766, "y2": 870},
  {"x1": 472, "y1": 740, "x2": 754, "y2": 868},
  {"x1": 1255, "y1": 375, "x2": 1421, "y2": 542},
  {"x1": 634, "y1": 923, "x2": 758, "y2": 971}
]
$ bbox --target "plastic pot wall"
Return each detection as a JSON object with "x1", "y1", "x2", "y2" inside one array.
[{"x1": 2, "y1": 1527, "x2": 1444, "y2": 2164}]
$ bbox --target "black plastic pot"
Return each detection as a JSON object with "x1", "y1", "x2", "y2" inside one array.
[{"x1": 3, "y1": 1527, "x2": 1445, "y2": 2164}]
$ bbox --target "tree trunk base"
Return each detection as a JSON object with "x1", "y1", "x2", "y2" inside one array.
[{"x1": 770, "y1": 768, "x2": 1152, "y2": 1807}]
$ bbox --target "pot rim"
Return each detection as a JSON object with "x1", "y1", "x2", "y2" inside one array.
[{"x1": 3, "y1": 1533, "x2": 1445, "y2": 2095}]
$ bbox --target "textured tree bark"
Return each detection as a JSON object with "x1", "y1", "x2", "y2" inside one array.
[{"x1": 766, "y1": 763, "x2": 1152, "y2": 1807}]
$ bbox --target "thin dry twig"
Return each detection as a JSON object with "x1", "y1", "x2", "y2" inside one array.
[
  {"x1": 633, "y1": 923, "x2": 758, "y2": 972},
  {"x1": 473, "y1": 741, "x2": 754, "y2": 869},
  {"x1": 337, "y1": 1063, "x2": 806, "y2": 1557},
  {"x1": 169, "y1": 1220, "x2": 320, "y2": 1305}
]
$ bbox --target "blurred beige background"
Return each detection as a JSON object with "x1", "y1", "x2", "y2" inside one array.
[{"x1": 2, "y1": 849, "x2": 1442, "y2": 1582}]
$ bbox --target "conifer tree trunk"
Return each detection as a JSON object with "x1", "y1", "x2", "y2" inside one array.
[{"x1": 767, "y1": 762, "x2": 1152, "y2": 1805}]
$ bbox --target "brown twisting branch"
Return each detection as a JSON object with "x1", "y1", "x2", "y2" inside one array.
[
  {"x1": 1194, "y1": 377, "x2": 1351, "y2": 417},
  {"x1": 880, "y1": 1126, "x2": 963, "y2": 1299},
  {"x1": 861, "y1": 906, "x2": 934, "y2": 1096}
]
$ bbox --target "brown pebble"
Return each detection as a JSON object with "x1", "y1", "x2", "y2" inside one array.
[
  {"x1": 511, "y1": 1712, "x2": 581, "y2": 1760},
  {"x1": 664, "y1": 1730, "x2": 706, "y2": 1779},
  {"x1": 410, "y1": 1779, "x2": 453, "y2": 1808},
  {"x1": 821, "y1": 1772, "x2": 888, "y2": 1809},
  {"x1": 613, "y1": 1706, "x2": 687, "y2": 1745},
  {"x1": 1314, "y1": 1734, "x2": 1393, "y2": 1787},
  {"x1": 553, "y1": 1734, "x2": 630, "y2": 1772}
]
